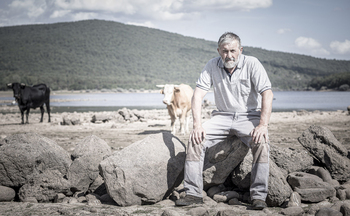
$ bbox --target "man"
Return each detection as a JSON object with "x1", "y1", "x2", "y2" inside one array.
[{"x1": 175, "y1": 32, "x2": 274, "y2": 210}]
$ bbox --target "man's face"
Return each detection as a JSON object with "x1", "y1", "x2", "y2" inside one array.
[{"x1": 217, "y1": 40, "x2": 242, "y2": 69}]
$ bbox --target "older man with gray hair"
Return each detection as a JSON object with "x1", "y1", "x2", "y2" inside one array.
[{"x1": 175, "y1": 32, "x2": 274, "y2": 210}]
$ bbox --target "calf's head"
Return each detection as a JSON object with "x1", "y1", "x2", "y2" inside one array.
[
  {"x1": 7, "y1": 83, "x2": 26, "y2": 101},
  {"x1": 156, "y1": 84, "x2": 180, "y2": 106}
]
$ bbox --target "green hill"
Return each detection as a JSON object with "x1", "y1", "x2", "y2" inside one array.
[{"x1": 0, "y1": 19, "x2": 349, "y2": 91}]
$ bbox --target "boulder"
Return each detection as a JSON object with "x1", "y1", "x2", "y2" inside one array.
[
  {"x1": 269, "y1": 144, "x2": 314, "y2": 174},
  {"x1": 287, "y1": 172, "x2": 336, "y2": 202},
  {"x1": 266, "y1": 159, "x2": 294, "y2": 207},
  {"x1": 231, "y1": 150, "x2": 252, "y2": 190},
  {"x1": 309, "y1": 166, "x2": 340, "y2": 187},
  {"x1": 212, "y1": 191, "x2": 239, "y2": 203},
  {"x1": 231, "y1": 151, "x2": 293, "y2": 207},
  {"x1": 316, "y1": 207, "x2": 342, "y2": 216},
  {"x1": 336, "y1": 188, "x2": 346, "y2": 200},
  {"x1": 280, "y1": 206, "x2": 304, "y2": 216},
  {"x1": 91, "y1": 114, "x2": 111, "y2": 123},
  {"x1": 298, "y1": 126, "x2": 350, "y2": 181},
  {"x1": 68, "y1": 135, "x2": 112, "y2": 192},
  {"x1": 206, "y1": 184, "x2": 226, "y2": 198},
  {"x1": 118, "y1": 108, "x2": 139, "y2": 122},
  {"x1": 99, "y1": 133, "x2": 186, "y2": 206},
  {"x1": 287, "y1": 192, "x2": 301, "y2": 208},
  {"x1": 341, "y1": 203, "x2": 350, "y2": 216},
  {"x1": 0, "y1": 185, "x2": 16, "y2": 202},
  {"x1": 203, "y1": 137, "x2": 249, "y2": 189},
  {"x1": 0, "y1": 133, "x2": 71, "y2": 202},
  {"x1": 61, "y1": 116, "x2": 81, "y2": 125},
  {"x1": 307, "y1": 200, "x2": 333, "y2": 215}
]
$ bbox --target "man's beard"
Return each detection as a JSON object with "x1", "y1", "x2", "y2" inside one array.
[{"x1": 222, "y1": 54, "x2": 240, "y2": 69}]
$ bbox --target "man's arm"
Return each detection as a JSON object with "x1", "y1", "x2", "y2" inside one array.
[
  {"x1": 190, "y1": 87, "x2": 208, "y2": 144},
  {"x1": 250, "y1": 89, "x2": 273, "y2": 144}
]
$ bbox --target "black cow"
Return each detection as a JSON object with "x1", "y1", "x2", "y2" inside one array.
[{"x1": 7, "y1": 83, "x2": 51, "y2": 124}]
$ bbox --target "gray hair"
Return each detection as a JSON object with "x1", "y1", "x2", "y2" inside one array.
[{"x1": 218, "y1": 32, "x2": 241, "y2": 48}]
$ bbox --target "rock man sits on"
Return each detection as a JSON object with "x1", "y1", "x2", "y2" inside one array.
[{"x1": 175, "y1": 32, "x2": 274, "y2": 210}]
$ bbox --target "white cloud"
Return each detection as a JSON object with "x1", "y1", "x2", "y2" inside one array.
[
  {"x1": 34, "y1": 0, "x2": 273, "y2": 22},
  {"x1": 72, "y1": 12, "x2": 98, "y2": 21},
  {"x1": 9, "y1": 0, "x2": 47, "y2": 18},
  {"x1": 277, "y1": 28, "x2": 291, "y2": 34},
  {"x1": 127, "y1": 21, "x2": 155, "y2": 28},
  {"x1": 50, "y1": 10, "x2": 71, "y2": 18},
  {"x1": 2, "y1": 0, "x2": 273, "y2": 28},
  {"x1": 295, "y1": 36, "x2": 330, "y2": 56},
  {"x1": 186, "y1": 0, "x2": 272, "y2": 11},
  {"x1": 295, "y1": 37, "x2": 321, "y2": 49},
  {"x1": 330, "y1": 40, "x2": 350, "y2": 54}
]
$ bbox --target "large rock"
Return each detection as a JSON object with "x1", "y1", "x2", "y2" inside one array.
[
  {"x1": 0, "y1": 133, "x2": 71, "y2": 202},
  {"x1": 298, "y1": 125, "x2": 350, "y2": 181},
  {"x1": 203, "y1": 137, "x2": 249, "y2": 189},
  {"x1": 0, "y1": 186, "x2": 16, "y2": 202},
  {"x1": 231, "y1": 150, "x2": 293, "y2": 207},
  {"x1": 269, "y1": 144, "x2": 314, "y2": 174},
  {"x1": 68, "y1": 135, "x2": 112, "y2": 192},
  {"x1": 266, "y1": 159, "x2": 293, "y2": 207},
  {"x1": 99, "y1": 133, "x2": 186, "y2": 206},
  {"x1": 287, "y1": 172, "x2": 336, "y2": 202}
]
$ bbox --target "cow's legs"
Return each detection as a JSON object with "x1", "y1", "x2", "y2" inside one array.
[
  {"x1": 25, "y1": 108, "x2": 30, "y2": 124},
  {"x1": 45, "y1": 101, "x2": 51, "y2": 122},
  {"x1": 20, "y1": 109, "x2": 24, "y2": 124},
  {"x1": 40, "y1": 105, "x2": 44, "y2": 122},
  {"x1": 185, "y1": 111, "x2": 191, "y2": 134},
  {"x1": 170, "y1": 115, "x2": 176, "y2": 135},
  {"x1": 179, "y1": 109, "x2": 187, "y2": 135}
]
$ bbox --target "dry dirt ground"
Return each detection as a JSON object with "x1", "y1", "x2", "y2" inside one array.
[
  {"x1": 0, "y1": 106, "x2": 349, "y2": 153},
  {"x1": 0, "y1": 102, "x2": 350, "y2": 215}
]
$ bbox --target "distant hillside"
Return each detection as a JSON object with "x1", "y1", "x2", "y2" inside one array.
[{"x1": 0, "y1": 19, "x2": 349, "y2": 91}]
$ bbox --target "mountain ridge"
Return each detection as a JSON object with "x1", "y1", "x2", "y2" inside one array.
[{"x1": 0, "y1": 19, "x2": 349, "y2": 91}]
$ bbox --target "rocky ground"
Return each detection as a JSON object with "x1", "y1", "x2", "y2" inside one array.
[{"x1": 0, "y1": 104, "x2": 349, "y2": 215}]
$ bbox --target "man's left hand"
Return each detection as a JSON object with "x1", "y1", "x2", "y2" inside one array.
[{"x1": 250, "y1": 124, "x2": 268, "y2": 144}]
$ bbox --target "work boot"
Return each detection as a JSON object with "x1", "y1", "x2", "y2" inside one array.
[
  {"x1": 175, "y1": 195, "x2": 203, "y2": 206},
  {"x1": 252, "y1": 199, "x2": 267, "y2": 210}
]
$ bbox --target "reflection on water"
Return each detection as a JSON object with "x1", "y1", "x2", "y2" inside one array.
[{"x1": 1, "y1": 91, "x2": 350, "y2": 113}]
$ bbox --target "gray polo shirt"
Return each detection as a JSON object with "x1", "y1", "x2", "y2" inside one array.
[{"x1": 196, "y1": 54, "x2": 271, "y2": 113}]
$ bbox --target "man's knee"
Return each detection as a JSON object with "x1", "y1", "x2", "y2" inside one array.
[
  {"x1": 186, "y1": 141, "x2": 204, "y2": 161},
  {"x1": 251, "y1": 141, "x2": 269, "y2": 164}
]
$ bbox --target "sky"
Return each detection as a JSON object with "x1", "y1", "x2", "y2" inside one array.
[{"x1": 0, "y1": 0, "x2": 350, "y2": 60}]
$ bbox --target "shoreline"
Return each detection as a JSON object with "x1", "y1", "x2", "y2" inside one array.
[{"x1": 1, "y1": 88, "x2": 349, "y2": 97}]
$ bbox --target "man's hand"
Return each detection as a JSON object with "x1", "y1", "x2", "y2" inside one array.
[
  {"x1": 190, "y1": 87, "x2": 208, "y2": 145},
  {"x1": 250, "y1": 124, "x2": 268, "y2": 144},
  {"x1": 190, "y1": 126, "x2": 206, "y2": 145},
  {"x1": 251, "y1": 89, "x2": 273, "y2": 144}
]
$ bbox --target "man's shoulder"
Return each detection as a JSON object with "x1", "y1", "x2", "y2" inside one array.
[
  {"x1": 204, "y1": 57, "x2": 222, "y2": 70},
  {"x1": 207, "y1": 56, "x2": 221, "y2": 64},
  {"x1": 242, "y1": 54, "x2": 260, "y2": 63}
]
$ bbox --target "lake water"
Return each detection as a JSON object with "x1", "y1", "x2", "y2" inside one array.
[{"x1": 1, "y1": 91, "x2": 349, "y2": 113}]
